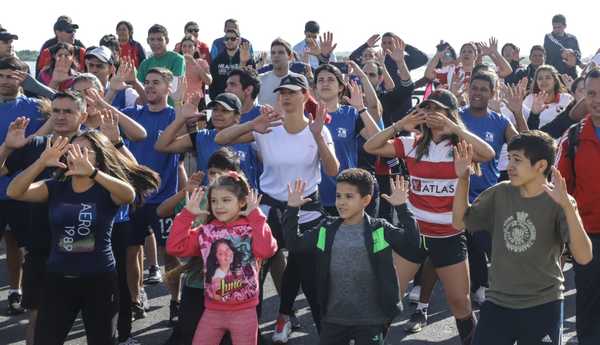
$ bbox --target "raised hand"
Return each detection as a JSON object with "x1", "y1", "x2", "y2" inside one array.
[
  {"x1": 99, "y1": 109, "x2": 121, "y2": 144},
  {"x1": 543, "y1": 167, "x2": 573, "y2": 209},
  {"x1": 425, "y1": 111, "x2": 460, "y2": 135},
  {"x1": 393, "y1": 108, "x2": 427, "y2": 133},
  {"x1": 319, "y1": 32, "x2": 337, "y2": 57},
  {"x1": 305, "y1": 37, "x2": 321, "y2": 57},
  {"x1": 531, "y1": 91, "x2": 549, "y2": 114},
  {"x1": 240, "y1": 42, "x2": 251, "y2": 64},
  {"x1": 51, "y1": 57, "x2": 71, "y2": 83},
  {"x1": 309, "y1": 102, "x2": 327, "y2": 137},
  {"x1": 561, "y1": 49, "x2": 577, "y2": 68},
  {"x1": 287, "y1": 178, "x2": 312, "y2": 207},
  {"x1": 84, "y1": 88, "x2": 109, "y2": 110},
  {"x1": 251, "y1": 105, "x2": 284, "y2": 134},
  {"x1": 185, "y1": 171, "x2": 205, "y2": 192},
  {"x1": 110, "y1": 60, "x2": 132, "y2": 91},
  {"x1": 185, "y1": 187, "x2": 207, "y2": 215},
  {"x1": 171, "y1": 76, "x2": 187, "y2": 104},
  {"x1": 366, "y1": 34, "x2": 381, "y2": 47},
  {"x1": 342, "y1": 80, "x2": 366, "y2": 110},
  {"x1": 178, "y1": 92, "x2": 204, "y2": 122},
  {"x1": 488, "y1": 89, "x2": 502, "y2": 113},
  {"x1": 504, "y1": 82, "x2": 527, "y2": 114},
  {"x1": 381, "y1": 175, "x2": 409, "y2": 206},
  {"x1": 65, "y1": 144, "x2": 95, "y2": 177},
  {"x1": 8, "y1": 70, "x2": 28, "y2": 85},
  {"x1": 3, "y1": 117, "x2": 30, "y2": 149},
  {"x1": 240, "y1": 189, "x2": 262, "y2": 216},
  {"x1": 453, "y1": 140, "x2": 474, "y2": 178},
  {"x1": 386, "y1": 36, "x2": 406, "y2": 62},
  {"x1": 39, "y1": 136, "x2": 69, "y2": 169}
]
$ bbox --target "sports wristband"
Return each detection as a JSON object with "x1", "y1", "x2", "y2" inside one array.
[
  {"x1": 89, "y1": 168, "x2": 99, "y2": 180},
  {"x1": 358, "y1": 107, "x2": 368, "y2": 115}
]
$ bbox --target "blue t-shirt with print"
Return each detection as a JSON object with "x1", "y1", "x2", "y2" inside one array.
[
  {"x1": 122, "y1": 105, "x2": 179, "y2": 204},
  {"x1": 192, "y1": 129, "x2": 258, "y2": 188},
  {"x1": 460, "y1": 108, "x2": 509, "y2": 202},
  {"x1": 0, "y1": 96, "x2": 45, "y2": 199},
  {"x1": 319, "y1": 105, "x2": 364, "y2": 207},
  {"x1": 46, "y1": 179, "x2": 120, "y2": 274}
]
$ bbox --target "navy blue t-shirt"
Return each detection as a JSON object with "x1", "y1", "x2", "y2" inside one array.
[
  {"x1": 46, "y1": 179, "x2": 120, "y2": 274},
  {"x1": 190, "y1": 129, "x2": 258, "y2": 188},
  {"x1": 320, "y1": 105, "x2": 364, "y2": 207},
  {"x1": 460, "y1": 108, "x2": 509, "y2": 202},
  {"x1": 0, "y1": 96, "x2": 45, "y2": 199},
  {"x1": 241, "y1": 105, "x2": 261, "y2": 124},
  {"x1": 122, "y1": 105, "x2": 179, "y2": 204}
]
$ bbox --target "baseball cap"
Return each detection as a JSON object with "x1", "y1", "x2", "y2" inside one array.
[
  {"x1": 273, "y1": 73, "x2": 309, "y2": 93},
  {"x1": 421, "y1": 89, "x2": 458, "y2": 111},
  {"x1": 0, "y1": 25, "x2": 18, "y2": 41},
  {"x1": 54, "y1": 16, "x2": 79, "y2": 32},
  {"x1": 207, "y1": 93, "x2": 242, "y2": 113},
  {"x1": 85, "y1": 46, "x2": 114, "y2": 65}
]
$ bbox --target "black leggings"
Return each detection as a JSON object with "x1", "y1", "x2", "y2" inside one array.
[
  {"x1": 34, "y1": 271, "x2": 119, "y2": 345},
  {"x1": 112, "y1": 221, "x2": 132, "y2": 342}
]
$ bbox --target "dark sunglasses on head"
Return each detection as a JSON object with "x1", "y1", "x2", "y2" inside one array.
[
  {"x1": 187, "y1": 28, "x2": 199, "y2": 33},
  {"x1": 225, "y1": 36, "x2": 238, "y2": 41}
]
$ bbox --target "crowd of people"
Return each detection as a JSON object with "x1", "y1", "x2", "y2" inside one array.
[{"x1": 0, "y1": 12, "x2": 599, "y2": 345}]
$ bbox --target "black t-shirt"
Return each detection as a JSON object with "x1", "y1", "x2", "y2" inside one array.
[
  {"x1": 5, "y1": 136, "x2": 55, "y2": 254},
  {"x1": 46, "y1": 179, "x2": 119, "y2": 274}
]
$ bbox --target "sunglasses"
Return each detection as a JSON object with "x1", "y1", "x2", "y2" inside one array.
[
  {"x1": 187, "y1": 29, "x2": 199, "y2": 33},
  {"x1": 225, "y1": 36, "x2": 238, "y2": 42}
]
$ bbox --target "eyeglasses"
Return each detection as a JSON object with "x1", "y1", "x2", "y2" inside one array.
[
  {"x1": 225, "y1": 36, "x2": 238, "y2": 42},
  {"x1": 187, "y1": 29, "x2": 199, "y2": 33}
]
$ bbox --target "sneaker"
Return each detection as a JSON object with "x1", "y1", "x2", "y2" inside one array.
[
  {"x1": 140, "y1": 289, "x2": 150, "y2": 311},
  {"x1": 404, "y1": 309, "x2": 427, "y2": 333},
  {"x1": 289, "y1": 311, "x2": 301, "y2": 330},
  {"x1": 144, "y1": 265, "x2": 162, "y2": 285},
  {"x1": 7, "y1": 292, "x2": 25, "y2": 315},
  {"x1": 169, "y1": 300, "x2": 180, "y2": 326},
  {"x1": 272, "y1": 316, "x2": 292, "y2": 343},
  {"x1": 472, "y1": 286, "x2": 486, "y2": 305},
  {"x1": 131, "y1": 301, "x2": 147, "y2": 320},
  {"x1": 119, "y1": 337, "x2": 142, "y2": 345},
  {"x1": 407, "y1": 285, "x2": 421, "y2": 304}
]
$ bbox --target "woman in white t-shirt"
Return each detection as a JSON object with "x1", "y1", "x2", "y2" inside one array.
[
  {"x1": 215, "y1": 73, "x2": 339, "y2": 341},
  {"x1": 522, "y1": 65, "x2": 573, "y2": 129}
]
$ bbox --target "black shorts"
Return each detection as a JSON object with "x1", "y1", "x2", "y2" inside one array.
[
  {"x1": 399, "y1": 233, "x2": 467, "y2": 268},
  {"x1": 22, "y1": 252, "x2": 48, "y2": 310},
  {"x1": 129, "y1": 203, "x2": 173, "y2": 247},
  {"x1": 0, "y1": 200, "x2": 29, "y2": 245}
]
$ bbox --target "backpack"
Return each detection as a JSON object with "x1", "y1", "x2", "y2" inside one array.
[{"x1": 566, "y1": 121, "x2": 583, "y2": 186}]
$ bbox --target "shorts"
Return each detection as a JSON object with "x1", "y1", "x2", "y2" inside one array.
[
  {"x1": 399, "y1": 233, "x2": 467, "y2": 268},
  {"x1": 129, "y1": 203, "x2": 173, "y2": 246},
  {"x1": 473, "y1": 300, "x2": 563, "y2": 345},
  {"x1": 0, "y1": 200, "x2": 29, "y2": 245},
  {"x1": 22, "y1": 252, "x2": 48, "y2": 310}
]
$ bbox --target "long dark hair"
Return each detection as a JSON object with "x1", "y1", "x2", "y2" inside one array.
[
  {"x1": 205, "y1": 238, "x2": 243, "y2": 285},
  {"x1": 206, "y1": 172, "x2": 250, "y2": 224},
  {"x1": 314, "y1": 64, "x2": 349, "y2": 101},
  {"x1": 69, "y1": 130, "x2": 160, "y2": 206},
  {"x1": 47, "y1": 42, "x2": 79, "y2": 74},
  {"x1": 176, "y1": 34, "x2": 200, "y2": 59},
  {"x1": 116, "y1": 21, "x2": 134, "y2": 40},
  {"x1": 530, "y1": 64, "x2": 567, "y2": 95}
]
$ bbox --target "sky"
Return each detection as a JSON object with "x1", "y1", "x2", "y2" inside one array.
[{"x1": 3, "y1": 0, "x2": 598, "y2": 59}]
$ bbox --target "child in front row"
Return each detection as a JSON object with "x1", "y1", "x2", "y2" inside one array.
[
  {"x1": 159, "y1": 147, "x2": 240, "y2": 345},
  {"x1": 452, "y1": 131, "x2": 593, "y2": 345},
  {"x1": 283, "y1": 168, "x2": 420, "y2": 345},
  {"x1": 166, "y1": 155, "x2": 277, "y2": 345}
]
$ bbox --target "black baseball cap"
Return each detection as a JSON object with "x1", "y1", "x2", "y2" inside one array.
[
  {"x1": 54, "y1": 16, "x2": 79, "y2": 32},
  {"x1": 273, "y1": 73, "x2": 309, "y2": 93},
  {"x1": 207, "y1": 93, "x2": 242, "y2": 113},
  {"x1": 421, "y1": 89, "x2": 458, "y2": 111},
  {"x1": 0, "y1": 25, "x2": 18, "y2": 41}
]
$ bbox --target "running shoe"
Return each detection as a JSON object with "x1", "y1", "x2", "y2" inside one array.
[
  {"x1": 131, "y1": 301, "x2": 147, "y2": 320},
  {"x1": 404, "y1": 309, "x2": 428, "y2": 333},
  {"x1": 144, "y1": 265, "x2": 162, "y2": 285},
  {"x1": 7, "y1": 292, "x2": 25, "y2": 315},
  {"x1": 407, "y1": 285, "x2": 421, "y2": 304},
  {"x1": 272, "y1": 315, "x2": 292, "y2": 343}
]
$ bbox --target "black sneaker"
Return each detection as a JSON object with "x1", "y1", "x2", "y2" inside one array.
[
  {"x1": 169, "y1": 300, "x2": 180, "y2": 326},
  {"x1": 144, "y1": 265, "x2": 162, "y2": 285},
  {"x1": 404, "y1": 309, "x2": 427, "y2": 333},
  {"x1": 7, "y1": 292, "x2": 25, "y2": 315},
  {"x1": 131, "y1": 301, "x2": 147, "y2": 320}
]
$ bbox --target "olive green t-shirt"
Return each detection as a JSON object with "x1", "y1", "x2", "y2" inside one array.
[{"x1": 464, "y1": 181, "x2": 570, "y2": 309}]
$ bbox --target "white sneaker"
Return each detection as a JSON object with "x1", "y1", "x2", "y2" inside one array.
[
  {"x1": 119, "y1": 337, "x2": 142, "y2": 345},
  {"x1": 140, "y1": 288, "x2": 150, "y2": 311},
  {"x1": 408, "y1": 285, "x2": 421, "y2": 304},
  {"x1": 272, "y1": 316, "x2": 292, "y2": 343},
  {"x1": 473, "y1": 286, "x2": 486, "y2": 305}
]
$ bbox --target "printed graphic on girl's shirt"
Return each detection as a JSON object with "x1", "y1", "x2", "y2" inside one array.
[
  {"x1": 201, "y1": 232, "x2": 257, "y2": 304},
  {"x1": 57, "y1": 203, "x2": 97, "y2": 253}
]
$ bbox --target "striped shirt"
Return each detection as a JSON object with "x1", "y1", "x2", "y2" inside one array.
[{"x1": 394, "y1": 136, "x2": 462, "y2": 238}]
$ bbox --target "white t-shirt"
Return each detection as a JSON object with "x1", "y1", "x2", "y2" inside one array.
[
  {"x1": 258, "y1": 71, "x2": 288, "y2": 107},
  {"x1": 522, "y1": 92, "x2": 573, "y2": 128},
  {"x1": 254, "y1": 124, "x2": 334, "y2": 223}
]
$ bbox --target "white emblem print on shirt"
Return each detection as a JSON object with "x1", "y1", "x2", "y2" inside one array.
[{"x1": 503, "y1": 211, "x2": 536, "y2": 253}]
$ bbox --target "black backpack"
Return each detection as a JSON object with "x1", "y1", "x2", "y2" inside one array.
[{"x1": 565, "y1": 121, "x2": 584, "y2": 186}]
